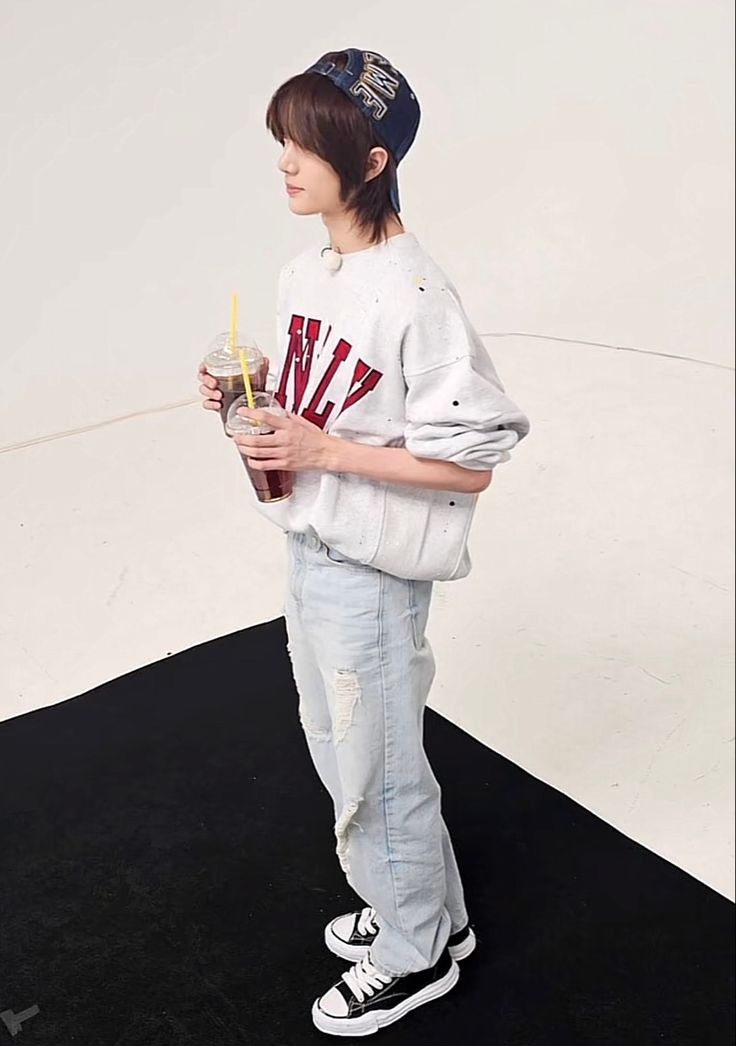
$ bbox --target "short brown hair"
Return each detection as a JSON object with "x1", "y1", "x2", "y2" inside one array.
[{"x1": 265, "y1": 51, "x2": 401, "y2": 246}]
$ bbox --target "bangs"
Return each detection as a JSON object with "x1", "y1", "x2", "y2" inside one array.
[
  {"x1": 265, "y1": 73, "x2": 351, "y2": 157},
  {"x1": 265, "y1": 76, "x2": 314, "y2": 149}
]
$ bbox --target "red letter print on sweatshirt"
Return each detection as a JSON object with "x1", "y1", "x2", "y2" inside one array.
[
  {"x1": 275, "y1": 315, "x2": 321, "y2": 415},
  {"x1": 275, "y1": 313, "x2": 383, "y2": 431}
]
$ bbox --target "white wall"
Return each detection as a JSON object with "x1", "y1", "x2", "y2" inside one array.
[{"x1": 1, "y1": 1, "x2": 734, "y2": 897}]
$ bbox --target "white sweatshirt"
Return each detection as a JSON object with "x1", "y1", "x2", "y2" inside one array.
[{"x1": 250, "y1": 231, "x2": 531, "y2": 582}]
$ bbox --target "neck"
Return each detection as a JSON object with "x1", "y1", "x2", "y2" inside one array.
[{"x1": 321, "y1": 210, "x2": 405, "y2": 255}]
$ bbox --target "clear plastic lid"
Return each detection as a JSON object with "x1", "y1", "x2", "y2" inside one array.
[
  {"x1": 204, "y1": 332, "x2": 263, "y2": 377},
  {"x1": 225, "y1": 391, "x2": 284, "y2": 436}
]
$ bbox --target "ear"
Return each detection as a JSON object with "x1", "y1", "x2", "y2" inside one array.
[{"x1": 365, "y1": 147, "x2": 389, "y2": 183}]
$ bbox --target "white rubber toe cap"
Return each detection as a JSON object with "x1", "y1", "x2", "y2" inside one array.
[
  {"x1": 317, "y1": 985, "x2": 349, "y2": 1018},
  {"x1": 328, "y1": 913, "x2": 356, "y2": 944}
]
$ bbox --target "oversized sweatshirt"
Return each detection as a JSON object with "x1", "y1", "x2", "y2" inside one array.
[{"x1": 249, "y1": 231, "x2": 531, "y2": 582}]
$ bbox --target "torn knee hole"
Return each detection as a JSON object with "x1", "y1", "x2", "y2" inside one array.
[
  {"x1": 332, "y1": 668, "x2": 361, "y2": 744},
  {"x1": 335, "y1": 796, "x2": 364, "y2": 878},
  {"x1": 298, "y1": 702, "x2": 332, "y2": 743}
]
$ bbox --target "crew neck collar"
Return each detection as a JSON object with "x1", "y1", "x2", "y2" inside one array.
[{"x1": 330, "y1": 231, "x2": 416, "y2": 262}]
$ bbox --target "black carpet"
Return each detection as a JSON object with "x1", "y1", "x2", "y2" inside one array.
[{"x1": 0, "y1": 617, "x2": 733, "y2": 1045}]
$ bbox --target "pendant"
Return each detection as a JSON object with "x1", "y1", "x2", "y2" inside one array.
[{"x1": 321, "y1": 245, "x2": 343, "y2": 272}]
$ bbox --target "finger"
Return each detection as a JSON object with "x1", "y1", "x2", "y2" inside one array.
[
  {"x1": 203, "y1": 400, "x2": 222, "y2": 411},
  {"x1": 238, "y1": 444, "x2": 282, "y2": 458},
  {"x1": 200, "y1": 384, "x2": 222, "y2": 399},
  {"x1": 242, "y1": 456, "x2": 286, "y2": 470},
  {"x1": 197, "y1": 366, "x2": 217, "y2": 387},
  {"x1": 233, "y1": 444, "x2": 285, "y2": 460},
  {"x1": 236, "y1": 408, "x2": 287, "y2": 428},
  {"x1": 232, "y1": 434, "x2": 281, "y2": 451}
]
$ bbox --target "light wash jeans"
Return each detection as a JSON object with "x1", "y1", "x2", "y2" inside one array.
[{"x1": 283, "y1": 527, "x2": 469, "y2": 978}]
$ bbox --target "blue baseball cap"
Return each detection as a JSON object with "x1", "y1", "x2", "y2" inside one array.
[{"x1": 304, "y1": 49, "x2": 421, "y2": 214}]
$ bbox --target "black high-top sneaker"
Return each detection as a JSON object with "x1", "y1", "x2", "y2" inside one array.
[
  {"x1": 311, "y1": 946, "x2": 459, "y2": 1037},
  {"x1": 325, "y1": 906, "x2": 477, "y2": 963}
]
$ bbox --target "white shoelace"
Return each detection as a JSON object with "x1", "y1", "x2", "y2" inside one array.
[
  {"x1": 356, "y1": 906, "x2": 378, "y2": 937},
  {"x1": 341, "y1": 954, "x2": 393, "y2": 1003}
]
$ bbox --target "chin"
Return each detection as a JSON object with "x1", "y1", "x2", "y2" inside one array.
[{"x1": 288, "y1": 195, "x2": 319, "y2": 215}]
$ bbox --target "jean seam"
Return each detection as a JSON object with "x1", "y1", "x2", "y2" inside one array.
[
  {"x1": 408, "y1": 580, "x2": 419, "y2": 651},
  {"x1": 378, "y1": 570, "x2": 406, "y2": 941}
]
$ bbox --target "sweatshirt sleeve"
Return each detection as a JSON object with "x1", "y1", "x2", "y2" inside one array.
[{"x1": 401, "y1": 283, "x2": 531, "y2": 471}]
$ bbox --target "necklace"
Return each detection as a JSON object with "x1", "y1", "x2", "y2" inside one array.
[{"x1": 321, "y1": 244, "x2": 343, "y2": 272}]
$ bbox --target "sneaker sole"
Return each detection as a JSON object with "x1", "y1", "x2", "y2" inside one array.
[
  {"x1": 311, "y1": 956, "x2": 460, "y2": 1037},
  {"x1": 324, "y1": 924, "x2": 477, "y2": 964}
]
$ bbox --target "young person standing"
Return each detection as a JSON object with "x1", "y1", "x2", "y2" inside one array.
[{"x1": 198, "y1": 48, "x2": 531, "y2": 1037}]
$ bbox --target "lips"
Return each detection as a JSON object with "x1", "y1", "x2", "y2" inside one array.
[{"x1": 286, "y1": 185, "x2": 304, "y2": 193}]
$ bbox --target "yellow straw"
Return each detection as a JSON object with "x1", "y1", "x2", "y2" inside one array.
[
  {"x1": 230, "y1": 291, "x2": 255, "y2": 409},
  {"x1": 239, "y1": 348, "x2": 256, "y2": 409}
]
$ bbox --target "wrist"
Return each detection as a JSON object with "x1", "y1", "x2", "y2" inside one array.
[{"x1": 323, "y1": 433, "x2": 347, "y2": 473}]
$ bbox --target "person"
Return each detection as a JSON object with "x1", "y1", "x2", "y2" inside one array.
[{"x1": 198, "y1": 48, "x2": 531, "y2": 1038}]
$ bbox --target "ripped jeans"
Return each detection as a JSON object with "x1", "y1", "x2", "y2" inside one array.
[{"x1": 283, "y1": 527, "x2": 469, "y2": 978}]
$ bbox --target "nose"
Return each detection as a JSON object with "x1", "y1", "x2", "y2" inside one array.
[{"x1": 277, "y1": 140, "x2": 298, "y2": 176}]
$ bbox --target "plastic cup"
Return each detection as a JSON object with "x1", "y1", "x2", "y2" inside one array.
[
  {"x1": 225, "y1": 390, "x2": 294, "y2": 503},
  {"x1": 203, "y1": 331, "x2": 268, "y2": 434}
]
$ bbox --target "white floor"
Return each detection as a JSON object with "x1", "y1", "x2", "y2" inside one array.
[{"x1": 1, "y1": 335, "x2": 734, "y2": 900}]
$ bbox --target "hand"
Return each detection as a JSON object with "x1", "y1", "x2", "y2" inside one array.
[
  {"x1": 197, "y1": 362, "x2": 222, "y2": 411},
  {"x1": 231, "y1": 406, "x2": 336, "y2": 473},
  {"x1": 197, "y1": 357, "x2": 270, "y2": 412}
]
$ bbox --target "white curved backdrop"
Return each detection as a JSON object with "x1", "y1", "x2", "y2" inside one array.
[{"x1": 1, "y1": 0, "x2": 733, "y2": 898}]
